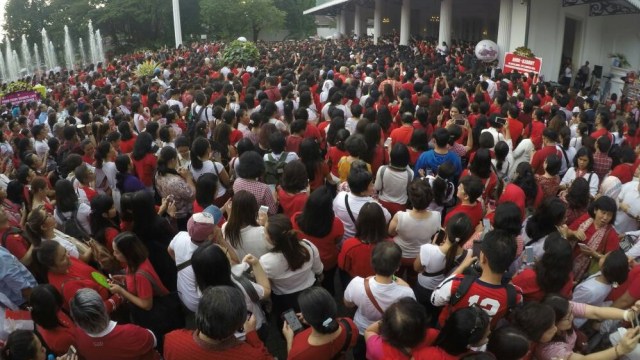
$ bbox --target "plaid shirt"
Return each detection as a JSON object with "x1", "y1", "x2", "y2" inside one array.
[
  {"x1": 592, "y1": 152, "x2": 612, "y2": 181},
  {"x1": 232, "y1": 177, "x2": 277, "y2": 215}
]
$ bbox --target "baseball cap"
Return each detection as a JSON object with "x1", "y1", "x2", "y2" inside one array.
[
  {"x1": 187, "y1": 212, "x2": 217, "y2": 242},
  {"x1": 364, "y1": 76, "x2": 374, "y2": 85},
  {"x1": 203, "y1": 205, "x2": 223, "y2": 224},
  {"x1": 572, "y1": 106, "x2": 580, "y2": 113}
]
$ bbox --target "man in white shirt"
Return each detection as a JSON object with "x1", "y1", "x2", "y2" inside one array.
[
  {"x1": 166, "y1": 89, "x2": 185, "y2": 115},
  {"x1": 167, "y1": 208, "x2": 223, "y2": 313},
  {"x1": 344, "y1": 242, "x2": 415, "y2": 358},
  {"x1": 333, "y1": 164, "x2": 391, "y2": 242},
  {"x1": 482, "y1": 73, "x2": 496, "y2": 100}
]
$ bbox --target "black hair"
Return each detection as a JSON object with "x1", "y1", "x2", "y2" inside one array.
[
  {"x1": 131, "y1": 132, "x2": 153, "y2": 161},
  {"x1": 587, "y1": 195, "x2": 617, "y2": 224},
  {"x1": 408, "y1": 178, "x2": 432, "y2": 210},
  {"x1": 486, "y1": 326, "x2": 530, "y2": 360},
  {"x1": 512, "y1": 162, "x2": 538, "y2": 205},
  {"x1": 371, "y1": 241, "x2": 402, "y2": 276},
  {"x1": 347, "y1": 161, "x2": 373, "y2": 194},
  {"x1": 389, "y1": 143, "x2": 410, "y2": 169},
  {"x1": 156, "y1": 146, "x2": 179, "y2": 176},
  {"x1": 459, "y1": 175, "x2": 484, "y2": 203},
  {"x1": 267, "y1": 214, "x2": 310, "y2": 270},
  {"x1": 525, "y1": 197, "x2": 566, "y2": 242},
  {"x1": 601, "y1": 249, "x2": 630, "y2": 285},
  {"x1": 433, "y1": 128, "x2": 450, "y2": 148},
  {"x1": 0, "y1": 330, "x2": 39, "y2": 360},
  {"x1": 535, "y1": 233, "x2": 573, "y2": 294},
  {"x1": 296, "y1": 186, "x2": 335, "y2": 239},
  {"x1": 544, "y1": 154, "x2": 561, "y2": 176},
  {"x1": 298, "y1": 287, "x2": 339, "y2": 334},
  {"x1": 513, "y1": 302, "x2": 556, "y2": 342},
  {"x1": 29, "y1": 284, "x2": 64, "y2": 329},
  {"x1": 493, "y1": 202, "x2": 522, "y2": 236},
  {"x1": 89, "y1": 194, "x2": 118, "y2": 247},
  {"x1": 435, "y1": 306, "x2": 491, "y2": 355},
  {"x1": 469, "y1": 148, "x2": 492, "y2": 179},
  {"x1": 480, "y1": 229, "x2": 517, "y2": 274},
  {"x1": 355, "y1": 202, "x2": 388, "y2": 244},
  {"x1": 195, "y1": 173, "x2": 218, "y2": 209},
  {"x1": 190, "y1": 137, "x2": 211, "y2": 171},
  {"x1": 443, "y1": 213, "x2": 474, "y2": 273},
  {"x1": 191, "y1": 244, "x2": 234, "y2": 291},
  {"x1": 281, "y1": 160, "x2": 309, "y2": 193},
  {"x1": 345, "y1": 134, "x2": 368, "y2": 159},
  {"x1": 55, "y1": 179, "x2": 78, "y2": 212},
  {"x1": 236, "y1": 151, "x2": 265, "y2": 179},
  {"x1": 380, "y1": 298, "x2": 429, "y2": 351}
]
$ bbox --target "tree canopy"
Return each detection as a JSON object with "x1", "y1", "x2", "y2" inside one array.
[{"x1": 2, "y1": 0, "x2": 314, "y2": 54}]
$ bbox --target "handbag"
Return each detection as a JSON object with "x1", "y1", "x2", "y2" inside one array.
[{"x1": 129, "y1": 270, "x2": 184, "y2": 344}]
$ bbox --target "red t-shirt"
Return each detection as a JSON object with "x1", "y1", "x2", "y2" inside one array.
[
  {"x1": 609, "y1": 265, "x2": 640, "y2": 301},
  {"x1": 590, "y1": 128, "x2": 612, "y2": 141},
  {"x1": 75, "y1": 323, "x2": 159, "y2": 360},
  {"x1": 338, "y1": 237, "x2": 380, "y2": 278},
  {"x1": 292, "y1": 212, "x2": 345, "y2": 270},
  {"x1": 120, "y1": 137, "x2": 137, "y2": 154},
  {"x1": 610, "y1": 163, "x2": 635, "y2": 184},
  {"x1": 288, "y1": 317, "x2": 358, "y2": 360},
  {"x1": 125, "y1": 259, "x2": 169, "y2": 299},
  {"x1": 79, "y1": 185, "x2": 98, "y2": 203},
  {"x1": 276, "y1": 188, "x2": 308, "y2": 219},
  {"x1": 326, "y1": 146, "x2": 348, "y2": 176},
  {"x1": 507, "y1": 117, "x2": 523, "y2": 144},
  {"x1": 82, "y1": 154, "x2": 95, "y2": 165},
  {"x1": 437, "y1": 274, "x2": 523, "y2": 328},
  {"x1": 523, "y1": 121, "x2": 545, "y2": 150},
  {"x1": 511, "y1": 268, "x2": 574, "y2": 303},
  {"x1": 309, "y1": 162, "x2": 330, "y2": 191},
  {"x1": 304, "y1": 123, "x2": 323, "y2": 144},
  {"x1": 370, "y1": 146, "x2": 389, "y2": 178},
  {"x1": 164, "y1": 330, "x2": 273, "y2": 360},
  {"x1": 444, "y1": 202, "x2": 483, "y2": 228},
  {"x1": 230, "y1": 129, "x2": 243, "y2": 145},
  {"x1": 285, "y1": 135, "x2": 304, "y2": 153},
  {"x1": 48, "y1": 258, "x2": 117, "y2": 312},
  {"x1": 37, "y1": 311, "x2": 76, "y2": 355},
  {"x1": 413, "y1": 346, "x2": 460, "y2": 360},
  {"x1": 0, "y1": 228, "x2": 30, "y2": 260},
  {"x1": 390, "y1": 125, "x2": 414, "y2": 147},
  {"x1": 569, "y1": 213, "x2": 620, "y2": 254},
  {"x1": 132, "y1": 153, "x2": 157, "y2": 187},
  {"x1": 531, "y1": 145, "x2": 563, "y2": 175}
]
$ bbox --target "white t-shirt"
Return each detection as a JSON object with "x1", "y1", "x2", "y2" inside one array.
[
  {"x1": 48, "y1": 235, "x2": 80, "y2": 259},
  {"x1": 374, "y1": 166, "x2": 413, "y2": 205},
  {"x1": 54, "y1": 202, "x2": 92, "y2": 235},
  {"x1": 268, "y1": 118, "x2": 287, "y2": 132},
  {"x1": 345, "y1": 117, "x2": 359, "y2": 134},
  {"x1": 262, "y1": 152, "x2": 299, "y2": 165},
  {"x1": 572, "y1": 273, "x2": 612, "y2": 327},
  {"x1": 221, "y1": 224, "x2": 271, "y2": 260},
  {"x1": 259, "y1": 240, "x2": 323, "y2": 295},
  {"x1": 168, "y1": 231, "x2": 201, "y2": 313},
  {"x1": 560, "y1": 168, "x2": 600, "y2": 197},
  {"x1": 333, "y1": 192, "x2": 391, "y2": 242},
  {"x1": 34, "y1": 140, "x2": 49, "y2": 157},
  {"x1": 615, "y1": 181, "x2": 640, "y2": 234},
  {"x1": 189, "y1": 160, "x2": 226, "y2": 198},
  {"x1": 166, "y1": 99, "x2": 184, "y2": 112},
  {"x1": 393, "y1": 211, "x2": 441, "y2": 259},
  {"x1": 343, "y1": 276, "x2": 416, "y2": 334}
]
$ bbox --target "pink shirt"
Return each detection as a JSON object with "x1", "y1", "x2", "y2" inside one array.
[{"x1": 535, "y1": 302, "x2": 587, "y2": 360}]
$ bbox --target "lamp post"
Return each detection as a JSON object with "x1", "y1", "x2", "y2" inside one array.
[{"x1": 172, "y1": 0, "x2": 183, "y2": 49}]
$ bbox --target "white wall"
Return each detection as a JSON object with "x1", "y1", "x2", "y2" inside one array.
[
  {"x1": 509, "y1": 0, "x2": 527, "y2": 51},
  {"x1": 527, "y1": 0, "x2": 640, "y2": 82}
]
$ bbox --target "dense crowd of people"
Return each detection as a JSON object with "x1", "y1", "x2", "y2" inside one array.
[{"x1": 0, "y1": 34, "x2": 640, "y2": 360}]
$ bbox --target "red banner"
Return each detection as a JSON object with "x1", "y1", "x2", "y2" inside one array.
[
  {"x1": 0, "y1": 91, "x2": 40, "y2": 106},
  {"x1": 503, "y1": 52, "x2": 542, "y2": 74}
]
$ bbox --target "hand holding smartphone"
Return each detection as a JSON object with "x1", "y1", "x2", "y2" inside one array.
[{"x1": 282, "y1": 309, "x2": 304, "y2": 334}]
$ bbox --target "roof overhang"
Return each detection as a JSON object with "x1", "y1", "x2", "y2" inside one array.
[
  {"x1": 303, "y1": 0, "x2": 350, "y2": 16},
  {"x1": 562, "y1": 0, "x2": 640, "y2": 16}
]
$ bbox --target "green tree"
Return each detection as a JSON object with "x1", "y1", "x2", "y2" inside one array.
[
  {"x1": 3, "y1": 0, "x2": 50, "y2": 45},
  {"x1": 273, "y1": 0, "x2": 316, "y2": 39},
  {"x1": 199, "y1": 0, "x2": 285, "y2": 41}
]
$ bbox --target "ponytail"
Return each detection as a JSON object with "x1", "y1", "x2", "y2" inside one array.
[
  {"x1": 443, "y1": 213, "x2": 474, "y2": 274},
  {"x1": 190, "y1": 137, "x2": 209, "y2": 171},
  {"x1": 267, "y1": 214, "x2": 310, "y2": 271}
]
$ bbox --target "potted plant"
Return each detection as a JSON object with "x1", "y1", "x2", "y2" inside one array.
[{"x1": 609, "y1": 53, "x2": 631, "y2": 68}]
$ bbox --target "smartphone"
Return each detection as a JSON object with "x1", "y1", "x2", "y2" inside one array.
[
  {"x1": 453, "y1": 114, "x2": 466, "y2": 126},
  {"x1": 282, "y1": 309, "x2": 304, "y2": 333},
  {"x1": 259, "y1": 205, "x2": 269, "y2": 214},
  {"x1": 496, "y1": 117, "x2": 507, "y2": 125},
  {"x1": 524, "y1": 246, "x2": 535, "y2": 264},
  {"x1": 384, "y1": 137, "x2": 392, "y2": 148},
  {"x1": 577, "y1": 243, "x2": 591, "y2": 251}
]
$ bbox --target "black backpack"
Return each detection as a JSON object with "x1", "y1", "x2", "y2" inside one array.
[{"x1": 55, "y1": 207, "x2": 90, "y2": 241}]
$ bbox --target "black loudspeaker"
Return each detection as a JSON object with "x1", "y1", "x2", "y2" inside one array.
[{"x1": 593, "y1": 65, "x2": 603, "y2": 79}]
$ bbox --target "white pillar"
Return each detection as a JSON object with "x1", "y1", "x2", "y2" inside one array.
[
  {"x1": 400, "y1": 0, "x2": 411, "y2": 45},
  {"x1": 354, "y1": 5, "x2": 362, "y2": 37},
  {"x1": 172, "y1": 0, "x2": 183, "y2": 49},
  {"x1": 497, "y1": 0, "x2": 513, "y2": 68},
  {"x1": 438, "y1": 0, "x2": 452, "y2": 48},
  {"x1": 338, "y1": 9, "x2": 347, "y2": 35},
  {"x1": 374, "y1": 0, "x2": 382, "y2": 44}
]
